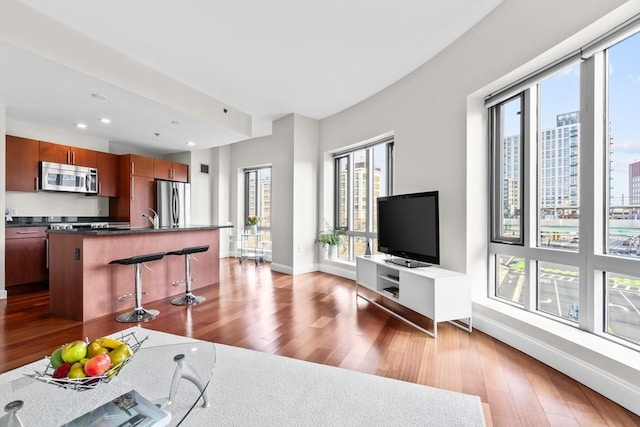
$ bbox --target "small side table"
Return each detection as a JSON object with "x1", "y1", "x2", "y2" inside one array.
[{"x1": 240, "y1": 232, "x2": 264, "y2": 265}]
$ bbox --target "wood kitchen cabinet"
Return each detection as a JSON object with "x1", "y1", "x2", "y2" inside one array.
[
  {"x1": 154, "y1": 158, "x2": 189, "y2": 182},
  {"x1": 129, "y1": 176, "x2": 155, "y2": 227},
  {"x1": 109, "y1": 154, "x2": 155, "y2": 226},
  {"x1": 127, "y1": 154, "x2": 155, "y2": 178},
  {"x1": 96, "y1": 151, "x2": 120, "y2": 197},
  {"x1": 39, "y1": 141, "x2": 97, "y2": 167},
  {"x1": 5, "y1": 227, "x2": 48, "y2": 287},
  {"x1": 6, "y1": 135, "x2": 39, "y2": 192}
]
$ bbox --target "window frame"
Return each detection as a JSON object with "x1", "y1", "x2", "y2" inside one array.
[
  {"x1": 490, "y1": 93, "x2": 525, "y2": 245},
  {"x1": 244, "y1": 166, "x2": 272, "y2": 233},
  {"x1": 487, "y1": 26, "x2": 639, "y2": 349},
  {"x1": 333, "y1": 137, "x2": 394, "y2": 262}
]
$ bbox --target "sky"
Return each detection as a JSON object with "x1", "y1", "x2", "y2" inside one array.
[
  {"x1": 607, "y1": 31, "x2": 640, "y2": 203},
  {"x1": 505, "y1": 31, "x2": 639, "y2": 204}
]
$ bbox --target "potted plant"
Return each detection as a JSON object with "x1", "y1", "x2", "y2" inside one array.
[
  {"x1": 247, "y1": 215, "x2": 260, "y2": 234},
  {"x1": 315, "y1": 226, "x2": 344, "y2": 260}
]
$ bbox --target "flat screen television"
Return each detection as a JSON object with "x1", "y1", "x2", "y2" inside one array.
[{"x1": 377, "y1": 191, "x2": 439, "y2": 268}]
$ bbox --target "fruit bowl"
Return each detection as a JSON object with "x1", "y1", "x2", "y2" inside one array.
[{"x1": 27, "y1": 331, "x2": 147, "y2": 391}]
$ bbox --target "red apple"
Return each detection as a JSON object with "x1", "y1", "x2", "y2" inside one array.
[
  {"x1": 52, "y1": 362, "x2": 71, "y2": 379},
  {"x1": 84, "y1": 354, "x2": 111, "y2": 377}
]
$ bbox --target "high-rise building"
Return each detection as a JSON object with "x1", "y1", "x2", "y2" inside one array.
[
  {"x1": 630, "y1": 161, "x2": 640, "y2": 206},
  {"x1": 538, "y1": 111, "x2": 580, "y2": 211},
  {"x1": 503, "y1": 111, "x2": 580, "y2": 218},
  {"x1": 502, "y1": 135, "x2": 520, "y2": 217},
  {"x1": 338, "y1": 161, "x2": 382, "y2": 230}
]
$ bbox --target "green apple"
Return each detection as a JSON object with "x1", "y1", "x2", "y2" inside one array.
[
  {"x1": 50, "y1": 347, "x2": 64, "y2": 368},
  {"x1": 61, "y1": 340, "x2": 88, "y2": 363}
]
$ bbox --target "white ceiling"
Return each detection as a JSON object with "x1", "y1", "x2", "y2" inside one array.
[{"x1": 1, "y1": 0, "x2": 501, "y2": 154}]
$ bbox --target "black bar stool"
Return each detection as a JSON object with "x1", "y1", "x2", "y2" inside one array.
[
  {"x1": 110, "y1": 252, "x2": 165, "y2": 322},
  {"x1": 167, "y1": 245, "x2": 209, "y2": 306}
]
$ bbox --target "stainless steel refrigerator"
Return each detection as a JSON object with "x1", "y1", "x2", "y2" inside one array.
[{"x1": 155, "y1": 180, "x2": 190, "y2": 227}]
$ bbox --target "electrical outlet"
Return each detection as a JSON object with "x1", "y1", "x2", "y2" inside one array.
[{"x1": 10, "y1": 208, "x2": 17, "y2": 215}]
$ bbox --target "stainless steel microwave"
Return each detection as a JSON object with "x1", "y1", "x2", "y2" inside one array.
[{"x1": 40, "y1": 161, "x2": 98, "y2": 194}]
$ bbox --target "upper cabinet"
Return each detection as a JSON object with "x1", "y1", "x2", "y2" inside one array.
[
  {"x1": 109, "y1": 154, "x2": 155, "y2": 226},
  {"x1": 127, "y1": 154, "x2": 155, "y2": 178},
  {"x1": 154, "y1": 158, "x2": 189, "y2": 182},
  {"x1": 172, "y1": 162, "x2": 189, "y2": 182},
  {"x1": 96, "y1": 152, "x2": 120, "y2": 197},
  {"x1": 6, "y1": 135, "x2": 40, "y2": 192},
  {"x1": 39, "y1": 141, "x2": 97, "y2": 168}
]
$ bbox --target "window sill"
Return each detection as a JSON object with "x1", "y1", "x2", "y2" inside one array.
[{"x1": 473, "y1": 296, "x2": 640, "y2": 371}]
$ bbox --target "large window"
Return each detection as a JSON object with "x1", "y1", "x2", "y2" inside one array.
[
  {"x1": 245, "y1": 167, "x2": 272, "y2": 251},
  {"x1": 334, "y1": 137, "x2": 393, "y2": 261},
  {"x1": 488, "y1": 27, "x2": 639, "y2": 348}
]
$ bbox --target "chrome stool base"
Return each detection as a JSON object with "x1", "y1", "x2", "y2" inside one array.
[
  {"x1": 167, "y1": 245, "x2": 209, "y2": 306},
  {"x1": 110, "y1": 252, "x2": 165, "y2": 323},
  {"x1": 171, "y1": 293, "x2": 205, "y2": 306},
  {"x1": 116, "y1": 307, "x2": 160, "y2": 323}
]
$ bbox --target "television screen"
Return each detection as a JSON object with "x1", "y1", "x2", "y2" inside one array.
[{"x1": 377, "y1": 191, "x2": 439, "y2": 267}]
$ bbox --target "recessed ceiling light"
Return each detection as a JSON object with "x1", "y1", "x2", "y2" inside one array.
[
  {"x1": 186, "y1": 141, "x2": 195, "y2": 146},
  {"x1": 74, "y1": 123, "x2": 87, "y2": 129},
  {"x1": 98, "y1": 118, "x2": 111, "y2": 124},
  {"x1": 90, "y1": 93, "x2": 107, "y2": 100},
  {"x1": 171, "y1": 120, "x2": 183, "y2": 126}
]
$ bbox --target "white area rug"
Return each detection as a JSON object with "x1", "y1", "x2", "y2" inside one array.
[{"x1": 1, "y1": 326, "x2": 485, "y2": 426}]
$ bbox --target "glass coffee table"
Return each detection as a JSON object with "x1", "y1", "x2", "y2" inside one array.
[{"x1": 0, "y1": 341, "x2": 216, "y2": 427}]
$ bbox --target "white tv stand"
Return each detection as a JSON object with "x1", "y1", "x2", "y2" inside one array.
[{"x1": 356, "y1": 255, "x2": 472, "y2": 338}]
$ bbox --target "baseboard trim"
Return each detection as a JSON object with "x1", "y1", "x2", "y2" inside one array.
[
  {"x1": 318, "y1": 262, "x2": 355, "y2": 281},
  {"x1": 473, "y1": 308, "x2": 640, "y2": 415}
]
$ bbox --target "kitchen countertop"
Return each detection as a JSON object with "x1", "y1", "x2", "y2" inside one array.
[
  {"x1": 46, "y1": 224, "x2": 233, "y2": 235},
  {"x1": 5, "y1": 216, "x2": 127, "y2": 228}
]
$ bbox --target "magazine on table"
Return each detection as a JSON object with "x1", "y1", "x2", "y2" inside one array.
[{"x1": 61, "y1": 389, "x2": 171, "y2": 427}]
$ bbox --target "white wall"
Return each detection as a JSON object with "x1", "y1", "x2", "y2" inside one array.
[
  {"x1": 318, "y1": 0, "x2": 638, "y2": 414},
  {"x1": 227, "y1": 113, "x2": 320, "y2": 273},
  {"x1": 212, "y1": 145, "x2": 232, "y2": 258},
  {"x1": 229, "y1": 115, "x2": 295, "y2": 271},
  {"x1": 292, "y1": 115, "x2": 319, "y2": 274},
  {"x1": 109, "y1": 141, "x2": 161, "y2": 157},
  {"x1": 176, "y1": 149, "x2": 211, "y2": 226}
]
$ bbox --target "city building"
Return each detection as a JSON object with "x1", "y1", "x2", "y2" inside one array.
[
  {"x1": 631, "y1": 160, "x2": 640, "y2": 206},
  {"x1": 503, "y1": 111, "x2": 580, "y2": 219}
]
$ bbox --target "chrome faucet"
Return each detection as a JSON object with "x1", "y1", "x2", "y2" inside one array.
[{"x1": 141, "y1": 208, "x2": 159, "y2": 229}]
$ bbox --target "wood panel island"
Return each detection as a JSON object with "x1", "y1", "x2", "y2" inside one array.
[{"x1": 48, "y1": 225, "x2": 230, "y2": 321}]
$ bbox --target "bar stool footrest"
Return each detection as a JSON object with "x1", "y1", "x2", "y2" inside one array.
[{"x1": 117, "y1": 291, "x2": 148, "y2": 302}]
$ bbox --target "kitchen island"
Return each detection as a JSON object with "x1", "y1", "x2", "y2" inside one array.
[{"x1": 48, "y1": 225, "x2": 231, "y2": 321}]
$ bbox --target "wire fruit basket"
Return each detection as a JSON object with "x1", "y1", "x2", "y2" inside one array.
[{"x1": 26, "y1": 331, "x2": 147, "y2": 391}]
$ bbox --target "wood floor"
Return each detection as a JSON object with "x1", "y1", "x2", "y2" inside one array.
[{"x1": 1, "y1": 258, "x2": 638, "y2": 427}]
